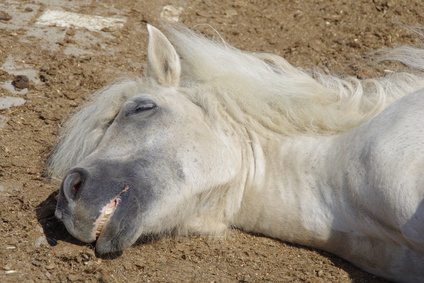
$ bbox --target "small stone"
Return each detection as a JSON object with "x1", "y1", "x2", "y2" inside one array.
[
  {"x1": 0, "y1": 97, "x2": 26, "y2": 109},
  {"x1": 32, "y1": 260, "x2": 41, "y2": 267},
  {"x1": 35, "y1": 236, "x2": 50, "y2": 248},
  {"x1": 5, "y1": 270, "x2": 16, "y2": 274},
  {"x1": 100, "y1": 26, "x2": 112, "y2": 32},
  {"x1": 0, "y1": 10, "x2": 12, "y2": 21},
  {"x1": 24, "y1": 7, "x2": 34, "y2": 12},
  {"x1": 68, "y1": 274, "x2": 82, "y2": 281},
  {"x1": 81, "y1": 253, "x2": 91, "y2": 261},
  {"x1": 293, "y1": 10, "x2": 303, "y2": 19},
  {"x1": 44, "y1": 271, "x2": 53, "y2": 279},
  {"x1": 225, "y1": 9, "x2": 238, "y2": 17},
  {"x1": 45, "y1": 262, "x2": 55, "y2": 270},
  {"x1": 3, "y1": 263, "x2": 13, "y2": 270},
  {"x1": 12, "y1": 75, "x2": 30, "y2": 89},
  {"x1": 0, "y1": 115, "x2": 9, "y2": 129},
  {"x1": 63, "y1": 91, "x2": 78, "y2": 100},
  {"x1": 160, "y1": 5, "x2": 183, "y2": 22},
  {"x1": 36, "y1": 225, "x2": 44, "y2": 233}
]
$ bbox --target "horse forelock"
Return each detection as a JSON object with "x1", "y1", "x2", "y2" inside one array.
[
  {"x1": 167, "y1": 26, "x2": 424, "y2": 137},
  {"x1": 48, "y1": 79, "x2": 149, "y2": 179}
]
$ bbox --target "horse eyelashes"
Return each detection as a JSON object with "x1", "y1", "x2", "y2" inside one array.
[
  {"x1": 125, "y1": 101, "x2": 158, "y2": 117},
  {"x1": 134, "y1": 103, "x2": 157, "y2": 113}
]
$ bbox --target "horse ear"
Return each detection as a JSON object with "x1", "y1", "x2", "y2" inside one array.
[{"x1": 147, "y1": 25, "x2": 181, "y2": 87}]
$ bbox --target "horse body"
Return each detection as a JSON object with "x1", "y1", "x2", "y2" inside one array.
[
  {"x1": 49, "y1": 25, "x2": 424, "y2": 282},
  {"x1": 232, "y1": 88, "x2": 424, "y2": 281}
]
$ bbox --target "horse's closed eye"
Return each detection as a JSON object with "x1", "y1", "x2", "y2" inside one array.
[
  {"x1": 134, "y1": 103, "x2": 156, "y2": 113},
  {"x1": 125, "y1": 100, "x2": 158, "y2": 117}
]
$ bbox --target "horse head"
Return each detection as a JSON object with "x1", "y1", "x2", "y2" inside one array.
[{"x1": 54, "y1": 25, "x2": 243, "y2": 254}]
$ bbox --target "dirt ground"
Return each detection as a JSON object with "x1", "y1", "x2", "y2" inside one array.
[{"x1": 1, "y1": 0, "x2": 423, "y2": 282}]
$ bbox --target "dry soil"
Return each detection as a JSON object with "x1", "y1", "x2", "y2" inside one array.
[{"x1": 1, "y1": 0, "x2": 424, "y2": 282}]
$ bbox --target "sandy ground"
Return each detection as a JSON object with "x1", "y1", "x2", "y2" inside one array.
[{"x1": 1, "y1": 0, "x2": 423, "y2": 282}]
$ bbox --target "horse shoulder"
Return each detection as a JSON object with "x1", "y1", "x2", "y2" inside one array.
[{"x1": 349, "y1": 88, "x2": 424, "y2": 250}]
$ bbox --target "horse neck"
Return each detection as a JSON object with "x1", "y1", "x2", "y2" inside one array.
[
  {"x1": 232, "y1": 132, "x2": 347, "y2": 247},
  {"x1": 230, "y1": 112, "x2": 424, "y2": 282}
]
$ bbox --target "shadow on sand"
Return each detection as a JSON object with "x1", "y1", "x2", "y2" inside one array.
[
  {"x1": 35, "y1": 191, "x2": 162, "y2": 259},
  {"x1": 35, "y1": 191, "x2": 121, "y2": 259},
  {"x1": 241, "y1": 230, "x2": 390, "y2": 283}
]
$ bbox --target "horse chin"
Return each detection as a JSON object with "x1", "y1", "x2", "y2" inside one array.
[
  {"x1": 94, "y1": 218, "x2": 136, "y2": 255},
  {"x1": 92, "y1": 197, "x2": 140, "y2": 255}
]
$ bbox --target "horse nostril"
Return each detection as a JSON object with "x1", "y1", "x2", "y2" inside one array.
[
  {"x1": 62, "y1": 168, "x2": 88, "y2": 200},
  {"x1": 73, "y1": 180, "x2": 82, "y2": 192}
]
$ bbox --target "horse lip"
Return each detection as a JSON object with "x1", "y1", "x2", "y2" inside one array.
[
  {"x1": 93, "y1": 184, "x2": 130, "y2": 239},
  {"x1": 94, "y1": 197, "x2": 119, "y2": 238}
]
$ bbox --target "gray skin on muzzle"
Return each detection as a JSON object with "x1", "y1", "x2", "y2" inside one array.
[
  {"x1": 56, "y1": 159, "x2": 156, "y2": 253},
  {"x1": 56, "y1": 142, "x2": 188, "y2": 254}
]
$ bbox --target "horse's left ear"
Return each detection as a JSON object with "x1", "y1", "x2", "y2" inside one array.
[{"x1": 147, "y1": 25, "x2": 181, "y2": 87}]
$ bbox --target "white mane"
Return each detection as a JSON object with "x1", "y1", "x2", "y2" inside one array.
[
  {"x1": 48, "y1": 26, "x2": 424, "y2": 179},
  {"x1": 168, "y1": 26, "x2": 424, "y2": 136}
]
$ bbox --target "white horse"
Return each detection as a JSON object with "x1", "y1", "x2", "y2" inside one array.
[{"x1": 49, "y1": 25, "x2": 424, "y2": 282}]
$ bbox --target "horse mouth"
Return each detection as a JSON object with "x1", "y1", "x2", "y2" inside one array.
[
  {"x1": 94, "y1": 184, "x2": 130, "y2": 238},
  {"x1": 95, "y1": 197, "x2": 119, "y2": 238}
]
